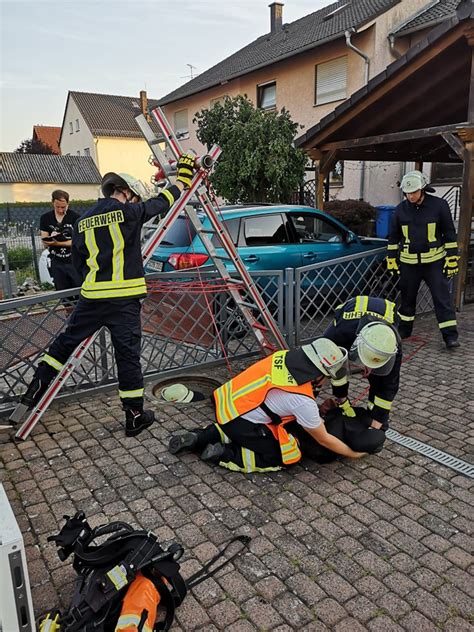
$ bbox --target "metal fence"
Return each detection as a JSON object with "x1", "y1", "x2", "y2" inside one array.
[
  {"x1": 0, "y1": 270, "x2": 286, "y2": 416},
  {"x1": 0, "y1": 226, "x2": 44, "y2": 297},
  {"x1": 0, "y1": 250, "x2": 439, "y2": 417}
]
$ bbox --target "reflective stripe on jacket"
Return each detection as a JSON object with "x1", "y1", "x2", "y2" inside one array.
[
  {"x1": 213, "y1": 350, "x2": 315, "y2": 465},
  {"x1": 387, "y1": 193, "x2": 458, "y2": 265}
]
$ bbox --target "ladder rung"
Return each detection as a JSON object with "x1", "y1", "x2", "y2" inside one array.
[{"x1": 236, "y1": 300, "x2": 259, "y2": 310}]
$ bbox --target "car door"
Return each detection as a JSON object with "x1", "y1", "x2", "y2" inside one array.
[{"x1": 238, "y1": 213, "x2": 302, "y2": 271}]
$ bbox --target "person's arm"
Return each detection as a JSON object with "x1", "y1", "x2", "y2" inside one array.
[
  {"x1": 304, "y1": 423, "x2": 366, "y2": 458},
  {"x1": 367, "y1": 350, "x2": 401, "y2": 429},
  {"x1": 439, "y1": 199, "x2": 458, "y2": 257}
]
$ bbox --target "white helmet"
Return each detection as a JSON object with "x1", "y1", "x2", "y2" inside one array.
[
  {"x1": 301, "y1": 338, "x2": 348, "y2": 379},
  {"x1": 101, "y1": 172, "x2": 152, "y2": 201},
  {"x1": 349, "y1": 322, "x2": 398, "y2": 376},
  {"x1": 400, "y1": 170, "x2": 429, "y2": 194}
]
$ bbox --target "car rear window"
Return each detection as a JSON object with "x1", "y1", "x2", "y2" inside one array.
[
  {"x1": 160, "y1": 216, "x2": 197, "y2": 247},
  {"x1": 211, "y1": 218, "x2": 240, "y2": 247}
]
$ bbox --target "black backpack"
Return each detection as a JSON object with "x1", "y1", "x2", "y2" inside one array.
[{"x1": 41, "y1": 512, "x2": 250, "y2": 632}]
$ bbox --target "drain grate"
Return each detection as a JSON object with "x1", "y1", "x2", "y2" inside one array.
[{"x1": 386, "y1": 429, "x2": 474, "y2": 479}]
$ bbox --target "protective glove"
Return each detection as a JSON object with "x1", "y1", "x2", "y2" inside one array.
[
  {"x1": 338, "y1": 398, "x2": 356, "y2": 417},
  {"x1": 386, "y1": 256, "x2": 400, "y2": 276},
  {"x1": 443, "y1": 255, "x2": 459, "y2": 278},
  {"x1": 176, "y1": 153, "x2": 196, "y2": 189}
]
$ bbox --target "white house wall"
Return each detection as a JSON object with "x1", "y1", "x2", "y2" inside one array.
[
  {"x1": 0, "y1": 183, "x2": 100, "y2": 203},
  {"x1": 60, "y1": 97, "x2": 96, "y2": 160}
]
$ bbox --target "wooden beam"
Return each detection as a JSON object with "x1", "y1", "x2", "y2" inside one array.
[
  {"x1": 321, "y1": 123, "x2": 471, "y2": 152},
  {"x1": 319, "y1": 150, "x2": 338, "y2": 175},
  {"x1": 456, "y1": 141, "x2": 474, "y2": 308},
  {"x1": 441, "y1": 133, "x2": 465, "y2": 159},
  {"x1": 302, "y1": 25, "x2": 466, "y2": 148}
]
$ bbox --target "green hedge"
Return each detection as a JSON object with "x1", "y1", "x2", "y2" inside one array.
[{"x1": 0, "y1": 200, "x2": 96, "y2": 208}]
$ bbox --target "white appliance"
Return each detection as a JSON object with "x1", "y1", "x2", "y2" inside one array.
[{"x1": 0, "y1": 483, "x2": 35, "y2": 631}]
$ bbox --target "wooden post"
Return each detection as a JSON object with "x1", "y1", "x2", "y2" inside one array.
[{"x1": 455, "y1": 141, "x2": 474, "y2": 308}]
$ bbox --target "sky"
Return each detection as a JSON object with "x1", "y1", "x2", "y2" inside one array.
[{"x1": 0, "y1": 0, "x2": 333, "y2": 152}]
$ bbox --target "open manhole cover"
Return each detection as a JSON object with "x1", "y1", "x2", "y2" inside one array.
[{"x1": 149, "y1": 375, "x2": 222, "y2": 407}]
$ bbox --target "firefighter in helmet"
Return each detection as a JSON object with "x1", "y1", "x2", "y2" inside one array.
[
  {"x1": 20, "y1": 154, "x2": 196, "y2": 437},
  {"x1": 386, "y1": 170, "x2": 460, "y2": 348},
  {"x1": 168, "y1": 338, "x2": 367, "y2": 473},
  {"x1": 322, "y1": 295, "x2": 401, "y2": 431}
]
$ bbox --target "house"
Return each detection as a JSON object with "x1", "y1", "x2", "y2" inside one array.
[
  {"x1": 0, "y1": 153, "x2": 101, "y2": 203},
  {"x1": 59, "y1": 90, "x2": 162, "y2": 185},
  {"x1": 32, "y1": 126, "x2": 61, "y2": 154},
  {"x1": 157, "y1": 0, "x2": 459, "y2": 206}
]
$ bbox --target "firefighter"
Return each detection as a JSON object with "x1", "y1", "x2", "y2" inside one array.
[
  {"x1": 386, "y1": 170, "x2": 460, "y2": 348},
  {"x1": 322, "y1": 295, "x2": 401, "y2": 431},
  {"x1": 20, "y1": 154, "x2": 196, "y2": 437},
  {"x1": 168, "y1": 338, "x2": 367, "y2": 473}
]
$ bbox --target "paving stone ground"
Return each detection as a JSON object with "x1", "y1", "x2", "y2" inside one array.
[{"x1": 1, "y1": 306, "x2": 473, "y2": 631}]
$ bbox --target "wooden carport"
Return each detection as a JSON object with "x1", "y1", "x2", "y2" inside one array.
[{"x1": 295, "y1": 0, "x2": 474, "y2": 308}]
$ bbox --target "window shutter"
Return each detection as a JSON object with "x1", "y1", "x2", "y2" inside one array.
[{"x1": 315, "y1": 56, "x2": 347, "y2": 105}]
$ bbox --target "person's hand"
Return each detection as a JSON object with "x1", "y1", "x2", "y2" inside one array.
[
  {"x1": 176, "y1": 153, "x2": 196, "y2": 189},
  {"x1": 338, "y1": 398, "x2": 356, "y2": 417},
  {"x1": 386, "y1": 256, "x2": 400, "y2": 276},
  {"x1": 352, "y1": 451, "x2": 368, "y2": 459},
  {"x1": 369, "y1": 419, "x2": 383, "y2": 430},
  {"x1": 443, "y1": 255, "x2": 459, "y2": 278}
]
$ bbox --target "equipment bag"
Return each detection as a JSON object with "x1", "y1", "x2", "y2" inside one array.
[{"x1": 38, "y1": 512, "x2": 250, "y2": 632}]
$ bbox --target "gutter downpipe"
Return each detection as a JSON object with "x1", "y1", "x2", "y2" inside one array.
[{"x1": 345, "y1": 28, "x2": 370, "y2": 200}]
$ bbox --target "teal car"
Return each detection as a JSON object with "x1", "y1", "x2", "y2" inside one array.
[{"x1": 146, "y1": 204, "x2": 386, "y2": 274}]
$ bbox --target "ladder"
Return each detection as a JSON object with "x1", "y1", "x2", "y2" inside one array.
[
  {"x1": 137, "y1": 106, "x2": 286, "y2": 351},
  {"x1": 11, "y1": 109, "x2": 286, "y2": 440}
]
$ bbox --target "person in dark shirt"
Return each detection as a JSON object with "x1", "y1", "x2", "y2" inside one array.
[
  {"x1": 20, "y1": 154, "x2": 195, "y2": 437},
  {"x1": 39, "y1": 190, "x2": 81, "y2": 290},
  {"x1": 386, "y1": 171, "x2": 460, "y2": 349}
]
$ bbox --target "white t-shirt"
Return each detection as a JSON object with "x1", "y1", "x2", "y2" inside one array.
[{"x1": 241, "y1": 388, "x2": 321, "y2": 429}]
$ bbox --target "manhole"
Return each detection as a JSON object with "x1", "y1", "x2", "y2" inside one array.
[{"x1": 148, "y1": 375, "x2": 222, "y2": 407}]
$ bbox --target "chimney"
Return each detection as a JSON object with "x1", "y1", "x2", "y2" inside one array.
[
  {"x1": 269, "y1": 2, "x2": 284, "y2": 33},
  {"x1": 140, "y1": 90, "x2": 151, "y2": 122}
]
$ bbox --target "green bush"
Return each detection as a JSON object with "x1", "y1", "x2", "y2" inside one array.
[
  {"x1": 8, "y1": 246, "x2": 33, "y2": 270},
  {"x1": 323, "y1": 199, "x2": 377, "y2": 235}
]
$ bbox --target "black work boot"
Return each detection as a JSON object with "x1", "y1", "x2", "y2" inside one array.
[
  {"x1": 168, "y1": 432, "x2": 198, "y2": 454},
  {"x1": 20, "y1": 377, "x2": 50, "y2": 408},
  {"x1": 445, "y1": 339, "x2": 461, "y2": 350},
  {"x1": 201, "y1": 443, "x2": 226, "y2": 463},
  {"x1": 125, "y1": 408, "x2": 155, "y2": 437}
]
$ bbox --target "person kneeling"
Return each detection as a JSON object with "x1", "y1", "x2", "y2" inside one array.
[{"x1": 168, "y1": 339, "x2": 366, "y2": 473}]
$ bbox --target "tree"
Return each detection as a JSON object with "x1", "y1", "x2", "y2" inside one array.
[
  {"x1": 15, "y1": 137, "x2": 55, "y2": 154},
  {"x1": 194, "y1": 95, "x2": 306, "y2": 204}
]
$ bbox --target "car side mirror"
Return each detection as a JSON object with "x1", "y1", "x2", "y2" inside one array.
[{"x1": 345, "y1": 232, "x2": 357, "y2": 244}]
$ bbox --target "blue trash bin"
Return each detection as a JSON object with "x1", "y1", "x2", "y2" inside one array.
[{"x1": 375, "y1": 205, "x2": 396, "y2": 239}]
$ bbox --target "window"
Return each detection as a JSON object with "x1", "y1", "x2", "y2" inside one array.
[
  {"x1": 315, "y1": 56, "x2": 347, "y2": 105},
  {"x1": 75, "y1": 118, "x2": 80, "y2": 132},
  {"x1": 244, "y1": 214, "x2": 288, "y2": 245},
  {"x1": 290, "y1": 213, "x2": 344, "y2": 243},
  {"x1": 69, "y1": 122, "x2": 73, "y2": 134},
  {"x1": 211, "y1": 218, "x2": 240, "y2": 247},
  {"x1": 330, "y1": 160, "x2": 344, "y2": 186},
  {"x1": 84, "y1": 148, "x2": 90, "y2": 156},
  {"x1": 431, "y1": 163, "x2": 463, "y2": 185},
  {"x1": 257, "y1": 81, "x2": 276, "y2": 110},
  {"x1": 174, "y1": 109, "x2": 189, "y2": 139}
]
